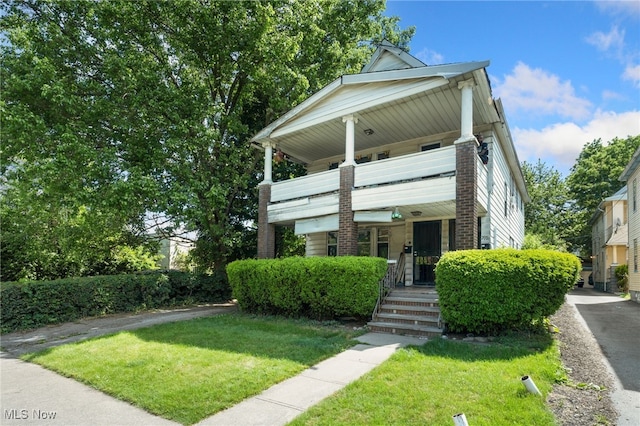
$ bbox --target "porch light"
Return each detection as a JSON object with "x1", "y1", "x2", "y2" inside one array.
[
  {"x1": 411, "y1": 211, "x2": 422, "y2": 217},
  {"x1": 363, "y1": 128, "x2": 374, "y2": 136},
  {"x1": 392, "y1": 207, "x2": 402, "y2": 220}
]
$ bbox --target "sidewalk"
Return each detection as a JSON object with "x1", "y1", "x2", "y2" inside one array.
[{"x1": 1, "y1": 304, "x2": 424, "y2": 425}]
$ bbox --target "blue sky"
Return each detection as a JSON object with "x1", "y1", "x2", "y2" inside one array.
[{"x1": 384, "y1": 0, "x2": 640, "y2": 176}]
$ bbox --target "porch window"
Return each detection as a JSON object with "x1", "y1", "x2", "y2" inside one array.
[
  {"x1": 327, "y1": 232, "x2": 338, "y2": 256},
  {"x1": 377, "y1": 228, "x2": 389, "y2": 259},
  {"x1": 358, "y1": 229, "x2": 371, "y2": 256},
  {"x1": 421, "y1": 142, "x2": 441, "y2": 152}
]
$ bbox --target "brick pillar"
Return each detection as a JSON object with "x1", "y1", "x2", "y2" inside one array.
[
  {"x1": 455, "y1": 138, "x2": 478, "y2": 250},
  {"x1": 257, "y1": 183, "x2": 275, "y2": 258},
  {"x1": 338, "y1": 165, "x2": 358, "y2": 256}
]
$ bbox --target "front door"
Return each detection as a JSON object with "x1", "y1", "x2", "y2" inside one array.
[{"x1": 413, "y1": 221, "x2": 441, "y2": 286}]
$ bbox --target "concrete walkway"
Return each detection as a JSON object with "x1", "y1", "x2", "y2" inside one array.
[{"x1": 196, "y1": 333, "x2": 425, "y2": 426}]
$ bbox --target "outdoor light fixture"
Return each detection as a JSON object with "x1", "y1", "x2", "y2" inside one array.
[
  {"x1": 363, "y1": 128, "x2": 374, "y2": 136},
  {"x1": 391, "y1": 207, "x2": 402, "y2": 220}
]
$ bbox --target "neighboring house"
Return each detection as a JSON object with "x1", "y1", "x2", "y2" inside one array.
[
  {"x1": 251, "y1": 41, "x2": 529, "y2": 286},
  {"x1": 620, "y1": 146, "x2": 640, "y2": 303},
  {"x1": 589, "y1": 186, "x2": 628, "y2": 293},
  {"x1": 156, "y1": 237, "x2": 194, "y2": 270}
]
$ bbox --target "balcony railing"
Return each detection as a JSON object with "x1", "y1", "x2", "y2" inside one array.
[{"x1": 270, "y1": 146, "x2": 457, "y2": 204}]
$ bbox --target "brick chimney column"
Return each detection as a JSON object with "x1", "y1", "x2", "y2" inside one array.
[
  {"x1": 257, "y1": 182, "x2": 275, "y2": 258},
  {"x1": 454, "y1": 79, "x2": 478, "y2": 250},
  {"x1": 338, "y1": 164, "x2": 358, "y2": 256}
]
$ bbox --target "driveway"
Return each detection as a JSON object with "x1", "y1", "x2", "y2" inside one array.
[{"x1": 566, "y1": 288, "x2": 640, "y2": 425}]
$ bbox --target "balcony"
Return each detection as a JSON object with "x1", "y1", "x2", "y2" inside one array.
[{"x1": 267, "y1": 146, "x2": 488, "y2": 224}]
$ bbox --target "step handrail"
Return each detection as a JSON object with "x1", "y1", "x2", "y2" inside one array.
[{"x1": 372, "y1": 253, "x2": 404, "y2": 318}]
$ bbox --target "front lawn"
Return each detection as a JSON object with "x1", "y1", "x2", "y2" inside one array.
[
  {"x1": 290, "y1": 335, "x2": 562, "y2": 426},
  {"x1": 21, "y1": 314, "x2": 361, "y2": 425}
]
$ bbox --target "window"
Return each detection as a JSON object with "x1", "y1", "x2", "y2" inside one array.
[
  {"x1": 377, "y1": 228, "x2": 389, "y2": 259},
  {"x1": 355, "y1": 154, "x2": 372, "y2": 164},
  {"x1": 327, "y1": 232, "x2": 337, "y2": 256},
  {"x1": 504, "y1": 183, "x2": 508, "y2": 217},
  {"x1": 635, "y1": 238, "x2": 638, "y2": 273},
  {"x1": 634, "y1": 178, "x2": 637, "y2": 212},
  {"x1": 377, "y1": 151, "x2": 390, "y2": 160},
  {"x1": 358, "y1": 229, "x2": 371, "y2": 256},
  {"x1": 421, "y1": 142, "x2": 441, "y2": 152}
]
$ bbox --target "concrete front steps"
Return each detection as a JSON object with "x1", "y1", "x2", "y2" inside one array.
[{"x1": 368, "y1": 287, "x2": 443, "y2": 338}]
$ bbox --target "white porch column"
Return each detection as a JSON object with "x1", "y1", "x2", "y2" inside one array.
[
  {"x1": 457, "y1": 79, "x2": 475, "y2": 142},
  {"x1": 341, "y1": 114, "x2": 358, "y2": 166},
  {"x1": 261, "y1": 142, "x2": 275, "y2": 184}
]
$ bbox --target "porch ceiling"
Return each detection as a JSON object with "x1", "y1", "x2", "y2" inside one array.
[
  {"x1": 256, "y1": 70, "x2": 498, "y2": 165},
  {"x1": 388, "y1": 200, "x2": 487, "y2": 222}
]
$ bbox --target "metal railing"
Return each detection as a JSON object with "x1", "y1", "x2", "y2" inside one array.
[{"x1": 372, "y1": 253, "x2": 405, "y2": 317}]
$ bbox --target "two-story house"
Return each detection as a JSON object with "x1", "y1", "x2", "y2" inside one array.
[
  {"x1": 590, "y1": 186, "x2": 628, "y2": 293},
  {"x1": 251, "y1": 41, "x2": 529, "y2": 286},
  {"x1": 620, "y1": 146, "x2": 640, "y2": 303}
]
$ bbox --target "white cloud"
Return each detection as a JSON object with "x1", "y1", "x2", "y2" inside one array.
[
  {"x1": 493, "y1": 62, "x2": 592, "y2": 121},
  {"x1": 414, "y1": 47, "x2": 443, "y2": 65},
  {"x1": 595, "y1": 0, "x2": 640, "y2": 18},
  {"x1": 623, "y1": 63, "x2": 640, "y2": 87},
  {"x1": 586, "y1": 25, "x2": 625, "y2": 54},
  {"x1": 601, "y1": 89, "x2": 625, "y2": 101},
  {"x1": 513, "y1": 110, "x2": 640, "y2": 175}
]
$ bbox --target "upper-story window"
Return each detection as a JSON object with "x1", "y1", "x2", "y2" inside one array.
[
  {"x1": 634, "y1": 178, "x2": 637, "y2": 212},
  {"x1": 421, "y1": 142, "x2": 441, "y2": 152}
]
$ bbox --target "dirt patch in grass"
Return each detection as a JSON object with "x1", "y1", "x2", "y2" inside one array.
[{"x1": 547, "y1": 303, "x2": 618, "y2": 425}]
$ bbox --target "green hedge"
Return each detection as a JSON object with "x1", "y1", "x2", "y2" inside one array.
[
  {"x1": 226, "y1": 256, "x2": 387, "y2": 320},
  {"x1": 435, "y1": 249, "x2": 580, "y2": 335},
  {"x1": 0, "y1": 271, "x2": 231, "y2": 333}
]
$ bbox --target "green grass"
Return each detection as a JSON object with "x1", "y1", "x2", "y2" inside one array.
[
  {"x1": 21, "y1": 314, "x2": 361, "y2": 425},
  {"x1": 289, "y1": 335, "x2": 562, "y2": 426}
]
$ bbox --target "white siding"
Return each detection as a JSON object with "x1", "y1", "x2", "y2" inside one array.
[
  {"x1": 354, "y1": 146, "x2": 455, "y2": 187},
  {"x1": 352, "y1": 176, "x2": 455, "y2": 211},
  {"x1": 267, "y1": 194, "x2": 339, "y2": 223},
  {"x1": 484, "y1": 132, "x2": 525, "y2": 248},
  {"x1": 629, "y1": 172, "x2": 640, "y2": 297},
  {"x1": 271, "y1": 169, "x2": 339, "y2": 202}
]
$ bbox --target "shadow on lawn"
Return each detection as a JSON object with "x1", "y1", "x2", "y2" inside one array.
[
  {"x1": 412, "y1": 331, "x2": 555, "y2": 362},
  {"x1": 124, "y1": 313, "x2": 363, "y2": 365}
]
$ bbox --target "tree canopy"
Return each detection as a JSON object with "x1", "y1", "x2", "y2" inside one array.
[
  {"x1": 521, "y1": 159, "x2": 573, "y2": 251},
  {"x1": 566, "y1": 135, "x2": 640, "y2": 255},
  {"x1": 523, "y1": 135, "x2": 639, "y2": 256},
  {"x1": 1, "y1": 0, "x2": 414, "y2": 280}
]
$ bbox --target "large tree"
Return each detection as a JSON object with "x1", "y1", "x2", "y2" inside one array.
[
  {"x1": 566, "y1": 135, "x2": 640, "y2": 255},
  {"x1": 1, "y1": 0, "x2": 414, "y2": 278},
  {"x1": 521, "y1": 159, "x2": 574, "y2": 250}
]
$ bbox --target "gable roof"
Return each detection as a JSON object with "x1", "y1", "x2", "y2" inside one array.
[
  {"x1": 361, "y1": 40, "x2": 427, "y2": 72},
  {"x1": 251, "y1": 60, "x2": 490, "y2": 149},
  {"x1": 250, "y1": 43, "x2": 527, "y2": 200},
  {"x1": 620, "y1": 146, "x2": 640, "y2": 181}
]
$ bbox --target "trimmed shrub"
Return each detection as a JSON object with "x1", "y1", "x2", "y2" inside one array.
[
  {"x1": 435, "y1": 249, "x2": 580, "y2": 335},
  {"x1": 227, "y1": 256, "x2": 387, "y2": 320},
  {"x1": 0, "y1": 271, "x2": 231, "y2": 333}
]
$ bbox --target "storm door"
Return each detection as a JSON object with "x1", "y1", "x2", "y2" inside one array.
[{"x1": 413, "y1": 221, "x2": 441, "y2": 286}]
